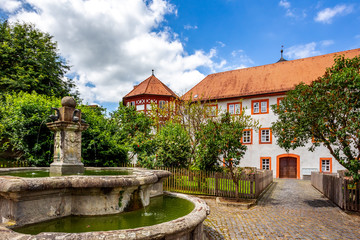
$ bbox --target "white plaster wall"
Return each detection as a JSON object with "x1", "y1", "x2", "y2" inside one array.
[{"x1": 216, "y1": 95, "x2": 345, "y2": 179}]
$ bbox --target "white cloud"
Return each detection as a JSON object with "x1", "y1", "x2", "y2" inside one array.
[
  {"x1": 285, "y1": 42, "x2": 321, "y2": 59},
  {"x1": 279, "y1": 0, "x2": 290, "y2": 9},
  {"x1": 184, "y1": 24, "x2": 198, "y2": 30},
  {"x1": 320, "y1": 40, "x2": 334, "y2": 47},
  {"x1": 231, "y1": 50, "x2": 254, "y2": 65},
  {"x1": 216, "y1": 41, "x2": 226, "y2": 47},
  {"x1": 0, "y1": 0, "x2": 21, "y2": 12},
  {"x1": 7, "y1": 0, "x2": 220, "y2": 106},
  {"x1": 278, "y1": 0, "x2": 306, "y2": 20},
  {"x1": 315, "y1": 4, "x2": 353, "y2": 24}
]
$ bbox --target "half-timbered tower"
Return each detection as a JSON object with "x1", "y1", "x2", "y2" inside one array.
[{"x1": 123, "y1": 70, "x2": 178, "y2": 114}]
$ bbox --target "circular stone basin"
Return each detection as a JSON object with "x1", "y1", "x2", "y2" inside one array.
[
  {"x1": 1, "y1": 192, "x2": 209, "y2": 240},
  {"x1": 0, "y1": 167, "x2": 210, "y2": 239},
  {"x1": 13, "y1": 194, "x2": 194, "y2": 234}
]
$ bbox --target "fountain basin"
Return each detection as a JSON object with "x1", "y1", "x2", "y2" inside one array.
[
  {"x1": 0, "y1": 167, "x2": 170, "y2": 227},
  {"x1": 1, "y1": 192, "x2": 209, "y2": 240}
]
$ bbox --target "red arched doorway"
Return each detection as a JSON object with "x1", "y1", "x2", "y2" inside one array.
[{"x1": 276, "y1": 154, "x2": 300, "y2": 179}]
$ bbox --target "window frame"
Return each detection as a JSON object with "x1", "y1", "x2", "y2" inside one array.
[
  {"x1": 241, "y1": 129, "x2": 253, "y2": 145},
  {"x1": 259, "y1": 128, "x2": 272, "y2": 144},
  {"x1": 251, "y1": 99, "x2": 269, "y2": 114},
  {"x1": 227, "y1": 102, "x2": 242, "y2": 115},
  {"x1": 260, "y1": 157, "x2": 271, "y2": 170},
  {"x1": 277, "y1": 97, "x2": 284, "y2": 107},
  {"x1": 320, "y1": 158, "x2": 332, "y2": 173},
  {"x1": 207, "y1": 104, "x2": 218, "y2": 117}
]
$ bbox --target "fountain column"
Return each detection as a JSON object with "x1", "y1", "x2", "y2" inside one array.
[{"x1": 47, "y1": 96, "x2": 88, "y2": 176}]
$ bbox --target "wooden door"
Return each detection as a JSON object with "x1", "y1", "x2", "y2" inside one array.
[{"x1": 279, "y1": 157, "x2": 297, "y2": 178}]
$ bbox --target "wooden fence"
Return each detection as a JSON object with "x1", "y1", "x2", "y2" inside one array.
[
  {"x1": 311, "y1": 172, "x2": 360, "y2": 211},
  {"x1": 157, "y1": 168, "x2": 273, "y2": 199},
  {"x1": 0, "y1": 159, "x2": 28, "y2": 168}
]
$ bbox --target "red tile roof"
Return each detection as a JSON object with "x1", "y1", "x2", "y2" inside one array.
[
  {"x1": 124, "y1": 74, "x2": 178, "y2": 99},
  {"x1": 182, "y1": 48, "x2": 360, "y2": 101}
]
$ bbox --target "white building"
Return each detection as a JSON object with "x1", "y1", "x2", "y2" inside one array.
[{"x1": 182, "y1": 48, "x2": 360, "y2": 179}]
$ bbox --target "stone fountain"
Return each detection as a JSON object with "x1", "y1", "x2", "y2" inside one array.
[
  {"x1": 0, "y1": 97, "x2": 209, "y2": 240},
  {"x1": 47, "y1": 96, "x2": 88, "y2": 176}
]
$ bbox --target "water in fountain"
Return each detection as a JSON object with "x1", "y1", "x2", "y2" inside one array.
[{"x1": 12, "y1": 195, "x2": 194, "y2": 234}]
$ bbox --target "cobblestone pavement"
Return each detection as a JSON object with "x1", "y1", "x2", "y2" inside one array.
[{"x1": 203, "y1": 179, "x2": 360, "y2": 240}]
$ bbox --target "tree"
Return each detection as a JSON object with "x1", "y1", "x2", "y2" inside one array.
[
  {"x1": 0, "y1": 91, "x2": 61, "y2": 166},
  {"x1": 111, "y1": 103, "x2": 154, "y2": 167},
  {"x1": 148, "y1": 96, "x2": 215, "y2": 164},
  {"x1": 196, "y1": 112, "x2": 259, "y2": 200},
  {"x1": 154, "y1": 121, "x2": 191, "y2": 168},
  {"x1": 0, "y1": 20, "x2": 76, "y2": 97},
  {"x1": 272, "y1": 55, "x2": 360, "y2": 181},
  {"x1": 79, "y1": 105, "x2": 128, "y2": 167}
]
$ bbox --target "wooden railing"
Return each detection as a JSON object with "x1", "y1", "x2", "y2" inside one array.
[
  {"x1": 0, "y1": 159, "x2": 29, "y2": 168},
  {"x1": 156, "y1": 168, "x2": 273, "y2": 199},
  {"x1": 312, "y1": 172, "x2": 360, "y2": 211}
]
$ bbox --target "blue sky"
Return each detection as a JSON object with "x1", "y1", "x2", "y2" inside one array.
[{"x1": 1, "y1": 0, "x2": 359, "y2": 112}]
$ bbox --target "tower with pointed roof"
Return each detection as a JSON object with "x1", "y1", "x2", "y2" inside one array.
[{"x1": 123, "y1": 70, "x2": 178, "y2": 114}]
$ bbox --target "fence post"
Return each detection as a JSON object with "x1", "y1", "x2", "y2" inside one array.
[
  {"x1": 215, "y1": 172, "x2": 219, "y2": 196},
  {"x1": 255, "y1": 172, "x2": 260, "y2": 197}
]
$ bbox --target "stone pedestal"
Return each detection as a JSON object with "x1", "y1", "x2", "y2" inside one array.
[
  {"x1": 47, "y1": 97, "x2": 88, "y2": 176},
  {"x1": 47, "y1": 122, "x2": 88, "y2": 176}
]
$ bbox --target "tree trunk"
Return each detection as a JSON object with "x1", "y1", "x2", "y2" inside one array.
[{"x1": 228, "y1": 161, "x2": 240, "y2": 201}]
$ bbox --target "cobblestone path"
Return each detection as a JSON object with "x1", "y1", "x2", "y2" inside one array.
[{"x1": 204, "y1": 179, "x2": 360, "y2": 239}]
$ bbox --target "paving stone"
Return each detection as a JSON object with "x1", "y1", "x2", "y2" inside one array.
[{"x1": 203, "y1": 179, "x2": 360, "y2": 240}]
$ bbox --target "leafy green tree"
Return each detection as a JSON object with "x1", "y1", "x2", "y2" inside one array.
[
  {"x1": 196, "y1": 112, "x2": 259, "y2": 200},
  {"x1": 0, "y1": 20, "x2": 76, "y2": 97},
  {"x1": 272, "y1": 55, "x2": 360, "y2": 181},
  {"x1": 194, "y1": 119, "x2": 221, "y2": 171},
  {"x1": 111, "y1": 103, "x2": 154, "y2": 167},
  {"x1": 148, "y1": 96, "x2": 215, "y2": 164},
  {"x1": 154, "y1": 121, "x2": 191, "y2": 168},
  {"x1": 79, "y1": 105, "x2": 128, "y2": 167},
  {"x1": 0, "y1": 91, "x2": 60, "y2": 166}
]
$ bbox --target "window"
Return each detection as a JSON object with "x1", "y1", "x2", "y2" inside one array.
[
  {"x1": 227, "y1": 102, "x2": 241, "y2": 115},
  {"x1": 253, "y1": 102, "x2": 259, "y2": 113},
  {"x1": 136, "y1": 104, "x2": 144, "y2": 111},
  {"x1": 127, "y1": 101, "x2": 135, "y2": 107},
  {"x1": 260, "y1": 157, "x2": 271, "y2": 170},
  {"x1": 320, "y1": 158, "x2": 332, "y2": 173},
  {"x1": 207, "y1": 104, "x2": 218, "y2": 117},
  {"x1": 146, "y1": 104, "x2": 152, "y2": 111},
  {"x1": 159, "y1": 100, "x2": 167, "y2": 109},
  {"x1": 259, "y1": 128, "x2": 272, "y2": 144},
  {"x1": 242, "y1": 129, "x2": 252, "y2": 144},
  {"x1": 251, "y1": 99, "x2": 269, "y2": 114}
]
